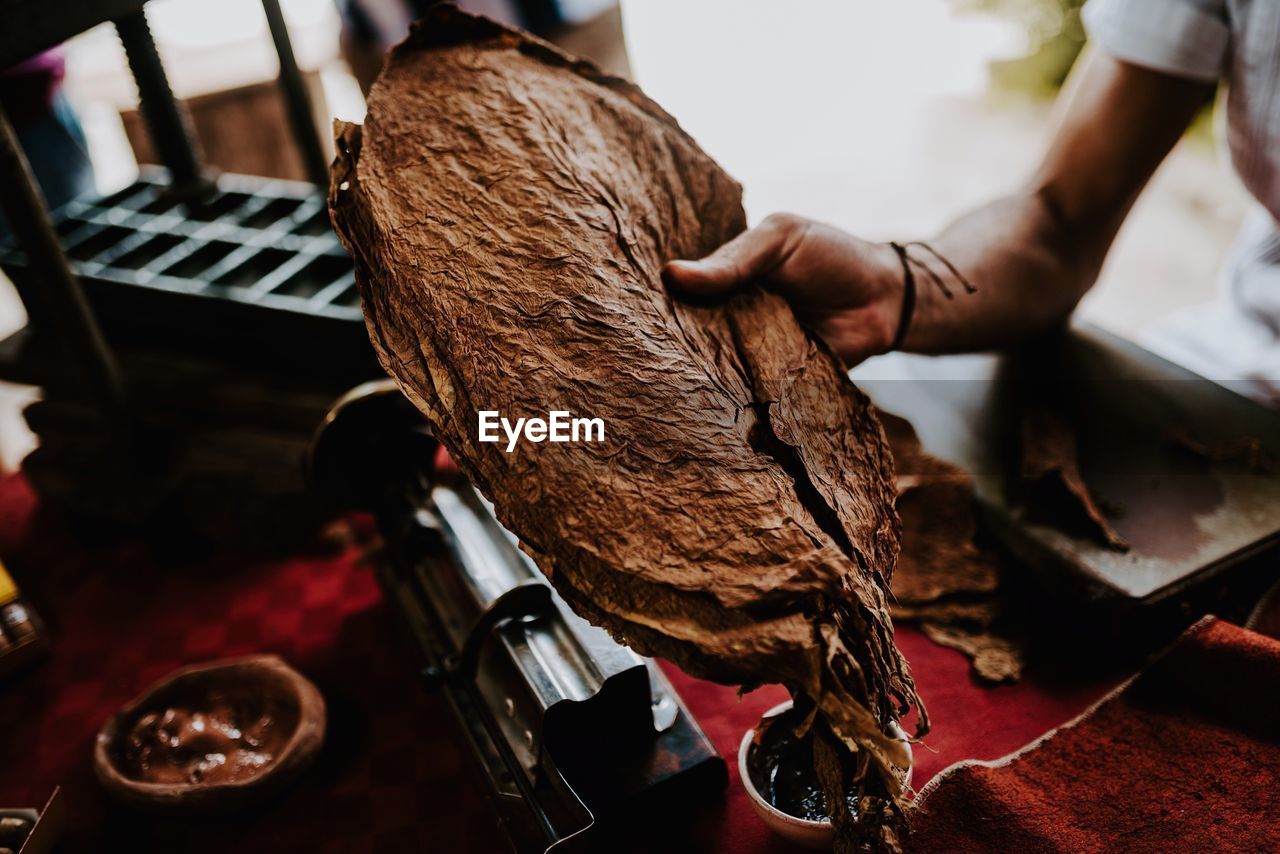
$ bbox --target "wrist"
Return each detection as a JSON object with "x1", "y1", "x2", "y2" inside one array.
[{"x1": 866, "y1": 240, "x2": 909, "y2": 356}]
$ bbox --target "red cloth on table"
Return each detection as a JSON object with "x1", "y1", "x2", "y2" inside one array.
[
  {"x1": 909, "y1": 618, "x2": 1280, "y2": 852},
  {"x1": 0, "y1": 474, "x2": 1117, "y2": 852}
]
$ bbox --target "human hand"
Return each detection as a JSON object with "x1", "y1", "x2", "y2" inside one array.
[{"x1": 662, "y1": 214, "x2": 904, "y2": 366}]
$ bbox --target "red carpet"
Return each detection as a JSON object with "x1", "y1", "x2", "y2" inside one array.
[
  {"x1": 0, "y1": 474, "x2": 1138, "y2": 851},
  {"x1": 909, "y1": 617, "x2": 1280, "y2": 852}
]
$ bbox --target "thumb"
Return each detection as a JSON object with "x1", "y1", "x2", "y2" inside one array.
[{"x1": 662, "y1": 214, "x2": 802, "y2": 299}]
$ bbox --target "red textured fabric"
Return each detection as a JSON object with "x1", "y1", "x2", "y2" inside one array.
[
  {"x1": 908, "y1": 618, "x2": 1280, "y2": 852},
  {"x1": 0, "y1": 473, "x2": 1116, "y2": 852}
]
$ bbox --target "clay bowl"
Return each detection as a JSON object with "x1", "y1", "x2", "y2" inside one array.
[
  {"x1": 94, "y1": 655, "x2": 325, "y2": 811},
  {"x1": 738, "y1": 701, "x2": 912, "y2": 850}
]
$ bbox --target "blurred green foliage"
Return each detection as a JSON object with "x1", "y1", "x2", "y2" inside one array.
[
  {"x1": 956, "y1": 0, "x2": 1217, "y2": 143},
  {"x1": 956, "y1": 0, "x2": 1087, "y2": 96}
]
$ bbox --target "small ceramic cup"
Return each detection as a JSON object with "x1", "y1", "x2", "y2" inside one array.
[{"x1": 738, "y1": 701, "x2": 912, "y2": 850}]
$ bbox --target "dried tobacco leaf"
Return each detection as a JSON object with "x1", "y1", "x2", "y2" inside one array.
[
  {"x1": 1166, "y1": 427, "x2": 1275, "y2": 473},
  {"x1": 328, "y1": 7, "x2": 923, "y2": 848},
  {"x1": 882, "y1": 412, "x2": 1025, "y2": 684},
  {"x1": 880, "y1": 413, "x2": 1000, "y2": 605},
  {"x1": 1021, "y1": 403, "x2": 1129, "y2": 551},
  {"x1": 921, "y1": 619, "x2": 1024, "y2": 683}
]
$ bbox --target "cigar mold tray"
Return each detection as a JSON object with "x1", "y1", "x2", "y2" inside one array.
[{"x1": 0, "y1": 168, "x2": 369, "y2": 369}]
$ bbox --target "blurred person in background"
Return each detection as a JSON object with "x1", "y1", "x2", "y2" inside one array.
[
  {"x1": 0, "y1": 49, "x2": 96, "y2": 239},
  {"x1": 0, "y1": 48, "x2": 93, "y2": 473},
  {"x1": 665, "y1": 0, "x2": 1280, "y2": 406},
  {"x1": 337, "y1": 0, "x2": 629, "y2": 94}
]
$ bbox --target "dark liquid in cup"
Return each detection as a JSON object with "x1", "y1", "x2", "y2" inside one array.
[{"x1": 747, "y1": 718, "x2": 860, "y2": 823}]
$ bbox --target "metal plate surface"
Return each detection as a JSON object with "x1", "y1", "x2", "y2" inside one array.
[{"x1": 854, "y1": 322, "x2": 1280, "y2": 603}]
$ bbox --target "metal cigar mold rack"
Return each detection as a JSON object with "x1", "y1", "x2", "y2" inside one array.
[
  {"x1": 310, "y1": 381, "x2": 727, "y2": 853},
  {"x1": 0, "y1": 0, "x2": 383, "y2": 535},
  {"x1": 1, "y1": 0, "x2": 374, "y2": 425},
  {"x1": 0, "y1": 168, "x2": 367, "y2": 370}
]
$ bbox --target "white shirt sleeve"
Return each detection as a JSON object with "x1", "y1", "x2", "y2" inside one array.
[{"x1": 1082, "y1": 0, "x2": 1230, "y2": 83}]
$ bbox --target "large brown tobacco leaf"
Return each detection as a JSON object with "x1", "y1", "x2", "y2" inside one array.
[{"x1": 329, "y1": 8, "x2": 924, "y2": 847}]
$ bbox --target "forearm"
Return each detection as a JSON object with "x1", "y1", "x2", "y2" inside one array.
[
  {"x1": 895, "y1": 49, "x2": 1210, "y2": 357},
  {"x1": 901, "y1": 187, "x2": 1116, "y2": 355}
]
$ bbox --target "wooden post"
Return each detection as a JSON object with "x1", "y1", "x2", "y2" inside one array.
[
  {"x1": 261, "y1": 0, "x2": 330, "y2": 187},
  {"x1": 114, "y1": 8, "x2": 207, "y2": 194},
  {"x1": 0, "y1": 105, "x2": 125, "y2": 419}
]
